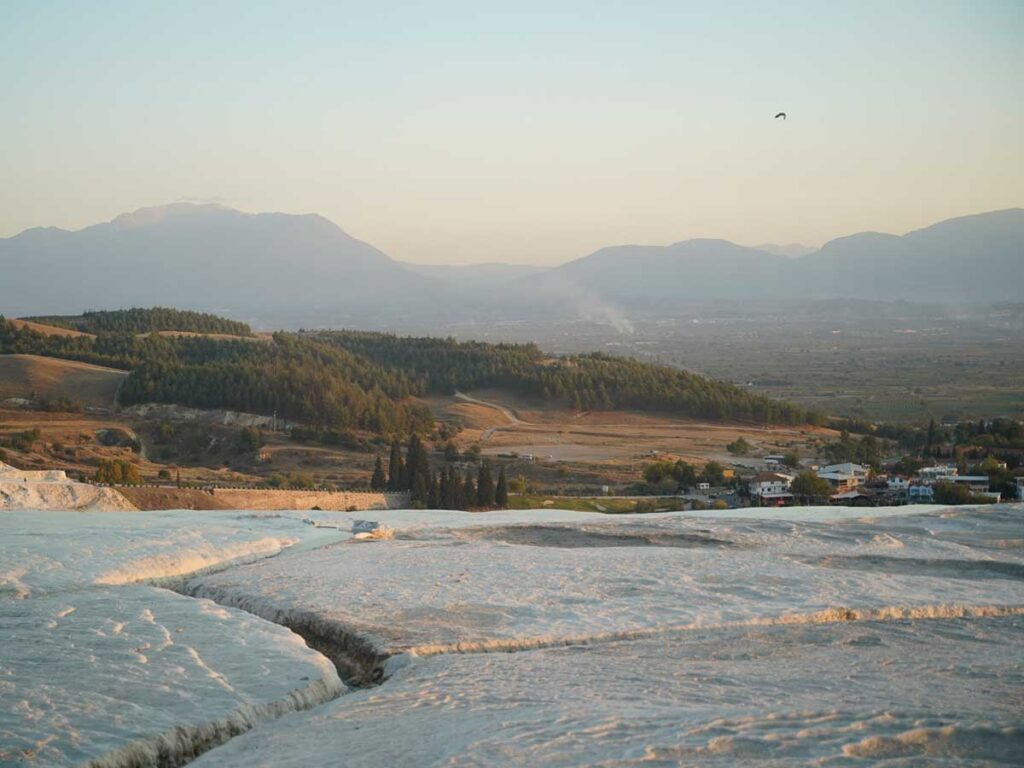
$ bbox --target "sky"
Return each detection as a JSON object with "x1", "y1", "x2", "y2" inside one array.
[{"x1": 1, "y1": 1, "x2": 1021, "y2": 265}]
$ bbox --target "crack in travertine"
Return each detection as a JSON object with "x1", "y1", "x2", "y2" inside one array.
[
  {"x1": 179, "y1": 582, "x2": 390, "y2": 688},
  {"x1": 76, "y1": 539, "x2": 351, "y2": 768},
  {"x1": 85, "y1": 675, "x2": 343, "y2": 768}
]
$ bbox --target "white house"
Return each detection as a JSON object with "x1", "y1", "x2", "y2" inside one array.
[
  {"x1": 918, "y1": 465, "x2": 958, "y2": 483},
  {"x1": 749, "y1": 472, "x2": 793, "y2": 501},
  {"x1": 819, "y1": 463, "x2": 870, "y2": 481},
  {"x1": 817, "y1": 471, "x2": 860, "y2": 491},
  {"x1": 887, "y1": 476, "x2": 910, "y2": 492}
]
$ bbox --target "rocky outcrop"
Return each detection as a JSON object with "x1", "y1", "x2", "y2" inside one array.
[{"x1": 0, "y1": 462, "x2": 137, "y2": 511}]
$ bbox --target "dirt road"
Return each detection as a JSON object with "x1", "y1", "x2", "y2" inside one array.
[{"x1": 455, "y1": 391, "x2": 523, "y2": 440}]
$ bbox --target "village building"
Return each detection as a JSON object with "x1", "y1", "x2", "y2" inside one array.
[
  {"x1": 917, "y1": 465, "x2": 958, "y2": 483},
  {"x1": 830, "y1": 489, "x2": 875, "y2": 505},
  {"x1": 946, "y1": 475, "x2": 992, "y2": 493},
  {"x1": 887, "y1": 476, "x2": 910, "y2": 492},
  {"x1": 816, "y1": 471, "x2": 860, "y2": 492},
  {"x1": 748, "y1": 472, "x2": 793, "y2": 503},
  {"x1": 818, "y1": 463, "x2": 870, "y2": 481}
]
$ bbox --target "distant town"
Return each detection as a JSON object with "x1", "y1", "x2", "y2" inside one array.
[{"x1": 745, "y1": 459, "x2": 1019, "y2": 507}]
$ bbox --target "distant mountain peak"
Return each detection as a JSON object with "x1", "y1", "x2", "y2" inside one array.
[
  {"x1": 111, "y1": 202, "x2": 236, "y2": 229},
  {"x1": 1, "y1": 206, "x2": 1020, "y2": 321},
  {"x1": 668, "y1": 237, "x2": 743, "y2": 249},
  {"x1": 817, "y1": 230, "x2": 902, "y2": 251},
  {"x1": 0, "y1": 201, "x2": 429, "y2": 320}
]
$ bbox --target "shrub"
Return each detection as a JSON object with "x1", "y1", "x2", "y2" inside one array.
[
  {"x1": 700, "y1": 461, "x2": 726, "y2": 485},
  {"x1": 933, "y1": 481, "x2": 995, "y2": 505},
  {"x1": 508, "y1": 474, "x2": 531, "y2": 494},
  {"x1": 39, "y1": 397, "x2": 83, "y2": 413},
  {"x1": 94, "y1": 459, "x2": 142, "y2": 485},
  {"x1": 288, "y1": 472, "x2": 316, "y2": 490},
  {"x1": 726, "y1": 438, "x2": 751, "y2": 456},
  {"x1": 790, "y1": 471, "x2": 834, "y2": 501},
  {"x1": 238, "y1": 427, "x2": 265, "y2": 452},
  {"x1": 10, "y1": 429, "x2": 41, "y2": 451},
  {"x1": 643, "y1": 461, "x2": 676, "y2": 484}
]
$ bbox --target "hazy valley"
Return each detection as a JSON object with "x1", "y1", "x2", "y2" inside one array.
[{"x1": 4, "y1": 203, "x2": 1021, "y2": 424}]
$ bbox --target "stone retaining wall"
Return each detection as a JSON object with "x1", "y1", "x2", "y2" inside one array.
[{"x1": 209, "y1": 488, "x2": 409, "y2": 511}]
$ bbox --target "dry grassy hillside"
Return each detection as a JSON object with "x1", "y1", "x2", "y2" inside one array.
[
  {"x1": 427, "y1": 389, "x2": 837, "y2": 486},
  {"x1": 8, "y1": 318, "x2": 95, "y2": 338},
  {"x1": 9, "y1": 317, "x2": 263, "y2": 344},
  {"x1": 0, "y1": 407, "x2": 267, "y2": 487},
  {"x1": 0, "y1": 354, "x2": 126, "y2": 408}
]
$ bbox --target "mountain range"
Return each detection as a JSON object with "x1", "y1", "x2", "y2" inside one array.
[{"x1": 2, "y1": 204, "x2": 1021, "y2": 328}]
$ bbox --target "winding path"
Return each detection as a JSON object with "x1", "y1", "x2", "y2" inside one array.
[{"x1": 454, "y1": 391, "x2": 524, "y2": 440}]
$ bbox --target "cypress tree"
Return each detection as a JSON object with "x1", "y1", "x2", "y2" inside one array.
[
  {"x1": 925, "y1": 418, "x2": 937, "y2": 457},
  {"x1": 427, "y1": 469, "x2": 439, "y2": 508},
  {"x1": 495, "y1": 466, "x2": 508, "y2": 508},
  {"x1": 387, "y1": 438, "x2": 403, "y2": 491},
  {"x1": 462, "y1": 469, "x2": 476, "y2": 509},
  {"x1": 405, "y1": 434, "x2": 429, "y2": 493},
  {"x1": 438, "y1": 468, "x2": 449, "y2": 509},
  {"x1": 449, "y1": 468, "x2": 462, "y2": 510},
  {"x1": 411, "y1": 471, "x2": 428, "y2": 507},
  {"x1": 370, "y1": 456, "x2": 387, "y2": 491},
  {"x1": 477, "y1": 460, "x2": 495, "y2": 507}
]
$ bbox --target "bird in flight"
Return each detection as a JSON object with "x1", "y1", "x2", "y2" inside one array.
[{"x1": 774, "y1": 112, "x2": 786, "y2": 120}]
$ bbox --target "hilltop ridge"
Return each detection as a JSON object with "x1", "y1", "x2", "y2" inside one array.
[{"x1": 2, "y1": 205, "x2": 1021, "y2": 324}]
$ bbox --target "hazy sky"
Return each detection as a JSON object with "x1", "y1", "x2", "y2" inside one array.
[{"x1": 1, "y1": 1, "x2": 1021, "y2": 264}]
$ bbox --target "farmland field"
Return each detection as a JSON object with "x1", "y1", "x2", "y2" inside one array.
[{"x1": 417, "y1": 302, "x2": 1024, "y2": 424}]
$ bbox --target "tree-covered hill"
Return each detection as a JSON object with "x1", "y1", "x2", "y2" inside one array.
[
  {"x1": 313, "y1": 331, "x2": 820, "y2": 425},
  {"x1": 25, "y1": 308, "x2": 253, "y2": 336},
  {"x1": 0, "y1": 318, "x2": 428, "y2": 433},
  {"x1": 1, "y1": 309, "x2": 821, "y2": 432}
]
